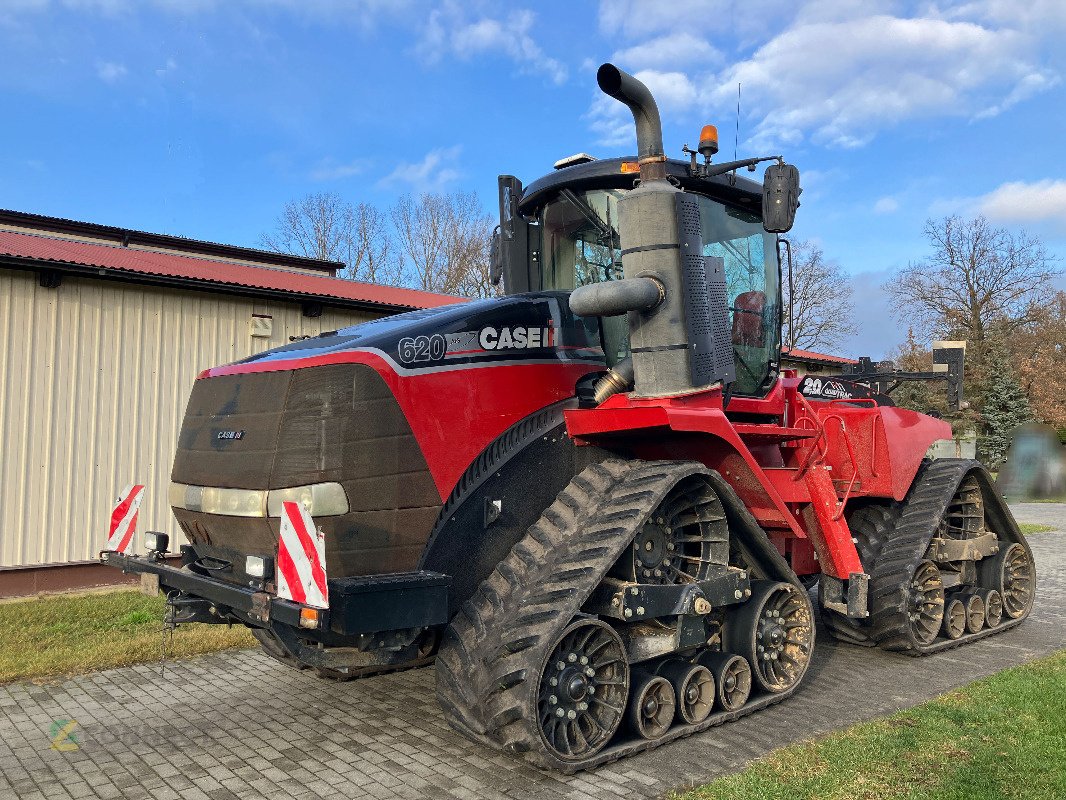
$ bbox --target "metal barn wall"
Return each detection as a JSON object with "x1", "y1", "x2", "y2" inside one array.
[{"x1": 0, "y1": 268, "x2": 380, "y2": 569}]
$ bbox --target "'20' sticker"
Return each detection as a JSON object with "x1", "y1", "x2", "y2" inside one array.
[{"x1": 398, "y1": 334, "x2": 447, "y2": 364}]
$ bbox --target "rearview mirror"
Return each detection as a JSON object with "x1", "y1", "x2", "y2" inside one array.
[{"x1": 763, "y1": 163, "x2": 801, "y2": 233}]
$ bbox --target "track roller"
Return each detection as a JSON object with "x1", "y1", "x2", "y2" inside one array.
[
  {"x1": 727, "y1": 581, "x2": 814, "y2": 693},
  {"x1": 628, "y1": 673, "x2": 675, "y2": 740},
  {"x1": 657, "y1": 660, "x2": 714, "y2": 724},
  {"x1": 942, "y1": 598, "x2": 966, "y2": 640},
  {"x1": 697, "y1": 652, "x2": 752, "y2": 712},
  {"x1": 959, "y1": 593, "x2": 985, "y2": 634},
  {"x1": 982, "y1": 589, "x2": 1003, "y2": 628}
]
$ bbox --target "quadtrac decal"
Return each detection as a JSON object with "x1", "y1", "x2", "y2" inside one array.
[{"x1": 797, "y1": 375, "x2": 872, "y2": 401}]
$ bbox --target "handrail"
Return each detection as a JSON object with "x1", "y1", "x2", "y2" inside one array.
[
  {"x1": 792, "y1": 393, "x2": 828, "y2": 480},
  {"x1": 820, "y1": 414, "x2": 859, "y2": 520}
]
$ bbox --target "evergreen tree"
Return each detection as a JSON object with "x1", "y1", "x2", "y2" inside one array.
[{"x1": 979, "y1": 345, "x2": 1035, "y2": 467}]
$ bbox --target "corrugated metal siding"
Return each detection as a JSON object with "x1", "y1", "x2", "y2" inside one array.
[{"x1": 0, "y1": 268, "x2": 379, "y2": 568}]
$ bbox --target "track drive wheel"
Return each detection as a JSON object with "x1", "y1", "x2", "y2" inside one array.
[
  {"x1": 537, "y1": 618, "x2": 629, "y2": 760},
  {"x1": 728, "y1": 581, "x2": 814, "y2": 693},
  {"x1": 980, "y1": 542, "x2": 1035, "y2": 620}
]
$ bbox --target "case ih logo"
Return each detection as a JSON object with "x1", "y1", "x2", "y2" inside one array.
[
  {"x1": 478, "y1": 325, "x2": 553, "y2": 350},
  {"x1": 217, "y1": 430, "x2": 245, "y2": 440}
]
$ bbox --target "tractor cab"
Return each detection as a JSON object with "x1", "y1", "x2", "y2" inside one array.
[{"x1": 496, "y1": 157, "x2": 789, "y2": 397}]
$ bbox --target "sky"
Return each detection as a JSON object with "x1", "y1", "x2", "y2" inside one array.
[{"x1": 3, "y1": 0, "x2": 1066, "y2": 359}]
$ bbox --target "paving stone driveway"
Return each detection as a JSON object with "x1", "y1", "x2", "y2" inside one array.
[{"x1": 1, "y1": 507, "x2": 1063, "y2": 800}]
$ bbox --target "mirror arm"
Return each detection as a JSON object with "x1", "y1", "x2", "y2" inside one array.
[{"x1": 702, "y1": 154, "x2": 782, "y2": 179}]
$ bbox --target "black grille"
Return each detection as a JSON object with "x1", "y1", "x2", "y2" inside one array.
[{"x1": 172, "y1": 364, "x2": 442, "y2": 578}]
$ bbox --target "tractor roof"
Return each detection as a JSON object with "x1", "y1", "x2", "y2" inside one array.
[{"x1": 518, "y1": 157, "x2": 763, "y2": 216}]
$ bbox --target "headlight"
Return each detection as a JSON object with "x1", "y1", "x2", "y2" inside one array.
[
  {"x1": 267, "y1": 483, "x2": 349, "y2": 517},
  {"x1": 144, "y1": 532, "x2": 169, "y2": 553},
  {"x1": 245, "y1": 555, "x2": 272, "y2": 579},
  {"x1": 200, "y1": 486, "x2": 267, "y2": 517},
  {"x1": 169, "y1": 482, "x2": 347, "y2": 518}
]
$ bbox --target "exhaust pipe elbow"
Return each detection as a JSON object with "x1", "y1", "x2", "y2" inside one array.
[
  {"x1": 569, "y1": 277, "x2": 664, "y2": 318},
  {"x1": 593, "y1": 357, "x2": 634, "y2": 404},
  {"x1": 596, "y1": 63, "x2": 666, "y2": 178}
]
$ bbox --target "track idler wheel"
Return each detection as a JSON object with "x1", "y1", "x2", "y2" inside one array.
[
  {"x1": 697, "y1": 652, "x2": 751, "y2": 711},
  {"x1": 657, "y1": 660, "x2": 715, "y2": 724},
  {"x1": 980, "y1": 542, "x2": 1035, "y2": 620},
  {"x1": 727, "y1": 581, "x2": 814, "y2": 693},
  {"x1": 906, "y1": 560, "x2": 945, "y2": 646},
  {"x1": 537, "y1": 618, "x2": 629, "y2": 760},
  {"x1": 627, "y1": 673, "x2": 676, "y2": 740},
  {"x1": 942, "y1": 597, "x2": 966, "y2": 640},
  {"x1": 982, "y1": 589, "x2": 1004, "y2": 628}
]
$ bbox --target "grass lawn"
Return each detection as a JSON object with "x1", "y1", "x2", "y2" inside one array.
[
  {"x1": 676, "y1": 650, "x2": 1066, "y2": 800},
  {"x1": 0, "y1": 590, "x2": 255, "y2": 684},
  {"x1": 1019, "y1": 523, "x2": 1056, "y2": 535}
]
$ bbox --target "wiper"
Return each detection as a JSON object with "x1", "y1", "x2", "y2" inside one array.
[{"x1": 560, "y1": 188, "x2": 612, "y2": 240}]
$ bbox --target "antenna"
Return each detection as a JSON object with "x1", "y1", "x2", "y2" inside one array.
[{"x1": 734, "y1": 82, "x2": 741, "y2": 162}]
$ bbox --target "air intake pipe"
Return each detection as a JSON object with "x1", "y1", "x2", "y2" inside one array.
[{"x1": 569, "y1": 64, "x2": 734, "y2": 400}]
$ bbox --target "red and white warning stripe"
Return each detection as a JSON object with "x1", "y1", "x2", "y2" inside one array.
[
  {"x1": 276, "y1": 501, "x2": 329, "y2": 609},
  {"x1": 106, "y1": 484, "x2": 145, "y2": 555}
]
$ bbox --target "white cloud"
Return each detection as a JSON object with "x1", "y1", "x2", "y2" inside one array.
[
  {"x1": 421, "y1": 3, "x2": 567, "y2": 84},
  {"x1": 598, "y1": 0, "x2": 797, "y2": 43},
  {"x1": 948, "y1": 0, "x2": 1066, "y2": 33},
  {"x1": 310, "y1": 158, "x2": 369, "y2": 181},
  {"x1": 708, "y1": 14, "x2": 1056, "y2": 149},
  {"x1": 612, "y1": 32, "x2": 721, "y2": 71},
  {"x1": 379, "y1": 145, "x2": 462, "y2": 190},
  {"x1": 95, "y1": 61, "x2": 126, "y2": 82},
  {"x1": 975, "y1": 179, "x2": 1066, "y2": 231},
  {"x1": 873, "y1": 196, "x2": 899, "y2": 214},
  {"x1": 974, "y1": 70, "x2": 1060, "y2": 119}
]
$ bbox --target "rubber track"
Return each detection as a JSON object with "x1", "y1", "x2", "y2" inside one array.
[
  {"x1": 251, "y1": 627, "x2": 435, "y2": 681},
  {"x1": 821, "y1": 502, "x2": 899, "y2": 647},
  {"x1": 435, "y1": 458, "x2": 813, "y2": 772},
  {"x1": 869, "y1": 459, "x2": 1033, "y2": 655}
]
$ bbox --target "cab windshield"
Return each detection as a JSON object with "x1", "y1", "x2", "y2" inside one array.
[{"x1": 541, "y1": 188, "x2": 780, "y2": 396}]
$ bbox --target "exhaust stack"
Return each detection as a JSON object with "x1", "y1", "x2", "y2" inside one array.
[
  {"x1": 595, "y1": 63, "x2": 667, "y2": 183},
  {"x1": 569, "y1": 64, "x2": 735, "y2": 399}
]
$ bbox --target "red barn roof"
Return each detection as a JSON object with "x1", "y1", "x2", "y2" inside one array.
[
  {"x1": 781, "y1": 347, "x2": 858, "y2": 365},
  {"x1": 0, "y1": 228, "x2": 462, "y2": 312}
]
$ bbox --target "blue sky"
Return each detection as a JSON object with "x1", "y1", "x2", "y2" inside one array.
[{"x1": 3, "y1": 0, "x2": 1065, "y2": 358}]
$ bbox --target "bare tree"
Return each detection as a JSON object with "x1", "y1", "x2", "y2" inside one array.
[
  {"x1": 885, "y1": 215, "x2": 1059, "y2": 350},
  {"x1": 391, "y1": 191, "x2": 497, "y2": 298},
  {"x1": 261, "y1": 192, "x2": 354, "y2": 265},
  {"x1": 261, "y1": 192, "x2": 408, "y2": 286},
  {"x1": 350, "y1": 202, "x2": 405, "y2": 286},
  {"x1": 782, "y1": 241, "x2": 854, "y2": 351}
]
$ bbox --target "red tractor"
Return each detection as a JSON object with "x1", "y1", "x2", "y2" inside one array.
[{"x1": 103, "y1": 64, "x2": 1035, "y2": 772}]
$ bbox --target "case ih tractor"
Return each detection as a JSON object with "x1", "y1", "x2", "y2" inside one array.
[{"x1": 103, "y1": 64, "x2": 1035, "y2": 771}]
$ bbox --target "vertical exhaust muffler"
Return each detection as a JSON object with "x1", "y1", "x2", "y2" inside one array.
[{"x1": 569, "y1": 64, "x2": 735, "y2": 399}]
